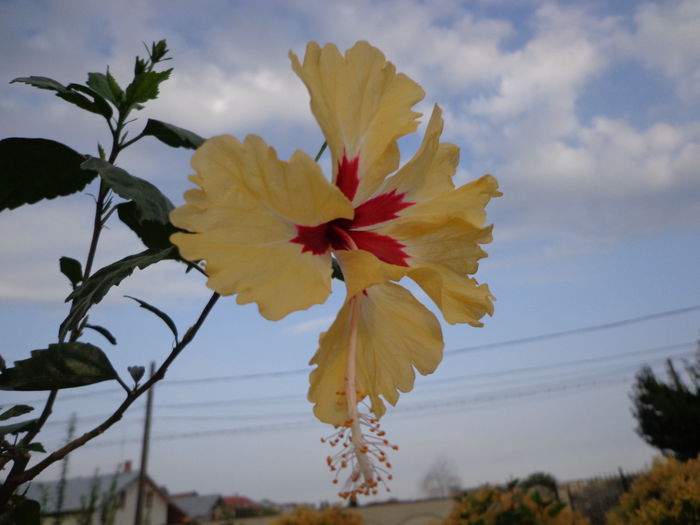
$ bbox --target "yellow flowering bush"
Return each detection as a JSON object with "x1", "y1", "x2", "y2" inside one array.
[
  {"x1": 606, "y1": 455, "x2": 700, "y2": 525},
  {"x1": 269, "y1": 505, "x2": 364, "y2": 525},
  {"x1": 442, "y1": 483, "x2": 590, "y2": 525}
]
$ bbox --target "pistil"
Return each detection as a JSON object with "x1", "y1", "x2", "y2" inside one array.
[{"x1": 345, "y1": 295, "x2": 373, "y2": 483}]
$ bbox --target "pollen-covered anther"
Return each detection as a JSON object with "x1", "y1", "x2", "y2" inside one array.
[{"x1": 321, "y1": 405, "x2": 398, "y2": 499}]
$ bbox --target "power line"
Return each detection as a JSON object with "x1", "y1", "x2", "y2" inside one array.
[
  {"x1": 135, "y1": 355, "x2": 686, "y2": 424},
  {"x1": 143, "y1": 342, "x2": 698, "y2": 410},
  {"x1": 416, "y1": 351, "x2": 694, "y2": 396},
  {"x1": 20, "y1": 304, "x2": 699, "y2": 404},
  {"x1": 445, "y1": 305, "x2": 700, "y2": 355},
  {"x1": 164, "y1": 305, "x2": 700, "y2": 383},
  {"x1": 157, "y1": 353, "x2": 688, "y2": 422},
  {"x1": 39, "y1": 342, "x2": 694, "y2": 426},
  {"x1": 42, "y1": 347, "x2": 691, "y2": 431},
  {"x1": 77, "y1": 372, "x2": 642, "y2": 449},
  {"x1": 429, "y1": 341, "x2": 693, "y2": 385}
]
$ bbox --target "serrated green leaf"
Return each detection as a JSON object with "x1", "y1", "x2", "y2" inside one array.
[
  {"x1": 11, "y1": 76, "x2": 65, "y2": 92},
  {"x1": 106, "y1": 70, "x2": 123, "y2": 102},
  {"x1": 134, "y1": 56, "x2": 147, "y2": 76},
  {"x1": 59, "y1": 256, "x2": 83, "y2": 288},
  {"x1": 86, "y1": 71, "x2": 122, "y2": 107},
  {"x1": 142, "y1": 119, "x2": 204, "y2": 150},
  {"x1": 84, "y1": 324, "x2": 117, "y2": 345},
  {"x1": 116, "y1": 201, "x2": 179, "y2": 252},
  {"x1": 59, "y1": 247, "x2": 176, "y2": 340},
  {"x1": 124, "y1": 69, "x2": 171, "y2": 110},
  {"x1": 57, "y1": 90, "x2": 104, "y2": 115},
  {"x1": 0, "y1": 138, "x2": 98, "y2": 212},
  {"x1": 66, "y1": 83, "x2": 113, "y2": 119},
  {"x1": 11, "y1": 76, "x2": 111, "y2": 117},
  {"x1": 0, "y1": 405, "x2": 34, "y2": 421},
  {"x1": 81, "y1": 157, "x2": 173, "y2": 224},
  {"x1": 0, "y1": 342, "x2": 117, "y2": 391},
  {"x1": 124, "y1": 295, "x2": 178, "y2": 340},
  {"x1": 0, "y1": 419, "x2": 38, "y2": 436}
]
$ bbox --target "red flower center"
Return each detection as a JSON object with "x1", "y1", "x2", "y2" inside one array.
[{"x1": 291, "y1": 153, "x2": 414, "y2": 267}]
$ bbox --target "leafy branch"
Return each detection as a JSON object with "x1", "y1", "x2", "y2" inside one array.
[
  {"x1": 0, "y1": 292, "x2": 219, "y2": 504},
  {"x1": 0, "y1": 39, "x2": 212, "y2": 520}
]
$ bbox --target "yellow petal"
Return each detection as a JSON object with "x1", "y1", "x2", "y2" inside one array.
[
  {"x1": 408, "y1": 264, "x2": 495, "y2": 326},
  {"x1": 334, "y1": 250, "x2": 408, "y2": 298},
  {"x1": 290, "y1": 41, "x2": 425, "y2": 203},
  {"x1": 188, "y1": 135, "x2": 354, "y2": 225},
  {"x1": 172, "y1": 236, "x2": 334, "y2": 321},
  {"x1": 406, "y1": 174, "x2": 501, "y2": 227},
  {"x1": 379, "y1": 218, "x2": 493, "y2": 276},
  {"x1": 308, "y1": 283, "x2": 443, "y2": 425},
  {"x1": 377, "y1": 105, "x2": 459, "y2": 203},
  {"x1": 170, "y1": 134, "x2": 353, "y2": 320}
]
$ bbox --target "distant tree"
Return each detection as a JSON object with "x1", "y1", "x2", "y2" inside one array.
[
  {"x1": 99, "y1": 470, "x2": 120, "y2": 525},
  {"x1": 420, "y1": 459, "x2": 462, "y2": 498},
  {"x1": 520, "y1": 472, "x2": 559, "y2": 501},
  {"x1": 76, "y1": 473, "x2": 100, "y2": 525},
  {"x1": 631, "y1": 350, "x2": 700, "y2": 461}
]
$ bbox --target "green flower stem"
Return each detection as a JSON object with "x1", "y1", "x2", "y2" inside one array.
[
  {"x1": 0, "y1": 292, "x2": 220, "y2": 509},
  {"x1": 80, "y1": 114, "x2": 125, "y2": 279},
  {"x1": 314, "y1": 141, "x2": 327, "y2": 162},
  {"x1": 79, "y1": 179, "x2": 110, "y2": 288}
]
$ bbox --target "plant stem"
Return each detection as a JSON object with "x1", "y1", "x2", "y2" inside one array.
[
  {"x1": 79, "y1": 180, "x2": 109, "y2": 289},
  {"x1": 4, "y1": 114, "x2": 130, "y2": 491},
  {"x1": 80, "y1": 114, "x2": 124, "y2": 281},
  {"x1": 314, "y1": 142, "x2": 327, "y2": 162},
  {"x1": 119, "y1": 132, "x2": 146, "y2": 150}
]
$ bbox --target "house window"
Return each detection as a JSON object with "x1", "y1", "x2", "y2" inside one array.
[{"x1": 145, "y1": 491, "x2": 153, "y2": 508}]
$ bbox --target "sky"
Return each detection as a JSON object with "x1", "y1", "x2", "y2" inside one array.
[{"x1": 1, "y1": 0, "x2": 699, "y2": 507}]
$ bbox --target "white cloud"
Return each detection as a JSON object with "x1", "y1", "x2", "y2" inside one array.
[
  {"x1": 623, "y1": 0, "x2": 700, "y2": 101},
  {"x1": 426, "y1": 1, "x2": 700, "y2": 250},
  {"x1": 148, "y1": 64, "x2": 311, "y2": 137},
  {"x1": 0, "y1": 197, "x2": 207, "y2": 304},
  {"x1": 291, "y1": 0, "x2": 515, "y2": 95},
  {"x1": 470, "y1": 5, "x2": 603, "y2": 118},
  {"x1": 1, "y1": 0, "x2": 699, "y2": 291}
]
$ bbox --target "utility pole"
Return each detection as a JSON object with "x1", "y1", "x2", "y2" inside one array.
[{"x1": 134, "y1": 362, "x2": 155, "y2": 525}]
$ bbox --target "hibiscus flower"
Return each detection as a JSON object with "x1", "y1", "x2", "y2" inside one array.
[{"x1": 170, "y1": 41, "x2": 499, "y2": 497}]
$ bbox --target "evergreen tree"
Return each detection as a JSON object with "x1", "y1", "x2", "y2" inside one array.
[{"x1": 632, "y1": 349, "x2": 700, "y2": 461}]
